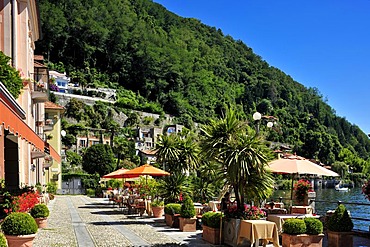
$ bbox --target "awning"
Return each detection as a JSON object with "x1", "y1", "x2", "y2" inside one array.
[{"x1": 0, "y1": 98, "x2": 61, "y2": 163}]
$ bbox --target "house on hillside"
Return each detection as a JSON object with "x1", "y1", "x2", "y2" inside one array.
[
  {"x1": 0, "y1": 0, "x2": 61, "y2": 190},
  {"x1": 49, "y1": 70, "x2": 70, "y2": 93}
]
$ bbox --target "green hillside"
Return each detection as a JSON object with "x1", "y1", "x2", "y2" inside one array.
[{"x1": 36, "y1": 0, "x2": 370, "y2": 174}]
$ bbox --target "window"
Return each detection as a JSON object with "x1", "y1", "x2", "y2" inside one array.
[{"x1": 80, "y1": 140, "x2": 86, "y2": 147}]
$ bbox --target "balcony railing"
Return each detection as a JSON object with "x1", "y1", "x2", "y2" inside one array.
[
  {"x1": 32, "y1": 82, "x2": 48, "y2": 102},
  {"x1": 43, "y1": 119, "x2": 54, "y2": 131}
]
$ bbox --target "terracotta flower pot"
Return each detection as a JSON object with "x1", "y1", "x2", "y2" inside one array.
[
  {"x1": 5, "y1": 234, "x2": 36, "y2": 247},
  {"x1": 34, "y1": 218, "x2": 48, "y2": 228},
  {"x1": 151, "y1": 206, "x2": 164, "y2": 218}
]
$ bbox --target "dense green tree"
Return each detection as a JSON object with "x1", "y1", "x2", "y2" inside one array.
[{"x1": 82, "y1": 144, "x2": 115, "y2": 177}]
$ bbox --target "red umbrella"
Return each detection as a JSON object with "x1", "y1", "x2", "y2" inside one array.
[{"x1": 123, "y1": 164, "x2": 170, "y2": 178}]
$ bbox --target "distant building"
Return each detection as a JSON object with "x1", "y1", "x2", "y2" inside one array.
[
  {"x1": 139, "y1": 149, "x2": 157, "y2": 164},
  {"x1": 49, "y1": 70, "x2": 70, "y2": 93}
]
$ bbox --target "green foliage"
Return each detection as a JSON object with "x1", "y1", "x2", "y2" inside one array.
[
  {"x1": 30, "y1": 204, "x2": 50, "y2": 218},
  {"x1": 180, "y1": 194, "x2": 195, "y2": 218},
  {"x1": 282, "y1": 219, "x2": 306, "y2": 235},
  {"x1": 1, "y1": 212, "x2": 38, "y2": 235},
  {"x1": 158, "y1": 174, "x2": 188, "y2": 204},
  {"x1": 0, "y1": 232, "x2": 7, "y2": 247},
  {"x1": 0, "y1": 51, "x2": 23, "y2": 99},
  {"x1": 327, "y1": 204, "x2": 354, "y2": 232},
  {"x1": 46, "y1": 182, "x2": 57, "y2": 194},
  {"x1": 202, "y1": 212, "x2": 223, "y2": 228},
  {"x1": 86, "y1": 188, "x2": 95, "y2": 197},
  {"x1": 82, "y1": 144, "x2": 115, "y2": 177},
  {"x1": 304, "y1": 218, "x2": 323, "y2": 235},
  {"x1": 164, "y1": 203, "x2": 181, "y2": 215},
  {"x1": 151, "y1": 200, "x2": 164, "y2": 207}
]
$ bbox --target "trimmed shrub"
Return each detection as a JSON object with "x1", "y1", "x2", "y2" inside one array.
[
  {"x1": 2, "y1": 212, "x2": 38, "y2": 235},
  {"x1": 0, "y1": 232, "x2": 6, "y2": 247},
  {"x1": 327, "y1": 204, "x2": 353, "y2": 232},
  {"x1": 164, "y1": 203, "x2": 182, "y2": 215},
  {"x1": 202, "y1": 212, "x2": 222, "y2": 228},
  {"x1": 304, "y1": 218, "x2": 323, "y2": 235},
  {"x1": 86, "y1": 188, "x2": 95, "y2": 197},
  {"x1": 180, "y1": 195, "x2": 195, "y2": 218},
  {"x1": 282, "y1": 219, "x2": 306, "y2": 235},
  {"x1": 30, "y1": 204, "x2": 50, "y2": 218}
]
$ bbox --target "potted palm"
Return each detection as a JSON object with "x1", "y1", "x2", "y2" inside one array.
[
  {"x1": 282, "y1": 218, "x2": 324, "y2": 247},
  {"x1": 179, "y1": 194, "x2": 196, "y2": 232},
  {"x1": 2, "y1": 212, "x2": 38, "y2": 247},
  {"x1": 164, "y1": 203, "x2": 181, "y2": 227},
  {"x1": 30, "y1": 203, "x2": 50, "y2": 228},
  {"x1": 202, "y1": 211, "x2": 223, "y2": 245},
  {"x1": 151, "y1": 200, "x2": 164, "y2": 218},
  {"x1": 327, "y1": 204, "x2": 353, "y2": 247}
]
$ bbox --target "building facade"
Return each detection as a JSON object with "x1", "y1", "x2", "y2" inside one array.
[{"x1": 0, "y1": 0, "x2": 61, "y2": 189}]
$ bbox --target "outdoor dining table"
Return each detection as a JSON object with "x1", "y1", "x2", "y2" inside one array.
[
  {"x1": 267, "y1": 214, "x2": 320, "y2": 234},
  {"x1": 237, "y1": 220, "x2": 279, "y2": 247}
]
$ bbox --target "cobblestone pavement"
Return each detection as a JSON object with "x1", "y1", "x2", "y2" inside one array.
[{"x1": 33, "y1": 195, "x2": 370, "y2": 247}]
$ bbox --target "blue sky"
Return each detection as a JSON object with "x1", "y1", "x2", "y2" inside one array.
[{"x1": 154, "y1": 0, "x2": 370, "y2": 135}]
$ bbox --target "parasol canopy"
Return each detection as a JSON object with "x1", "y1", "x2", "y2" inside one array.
[
  {"x1": 122, "y1": 164, "x2": 170, "y2": 178},
  {"x1": 102, "y1": 168, "x2": 130, "y2": 179},
  {"x1": 268, "y1": 155, "x2": 339, "y2": 200},
  {"x1": 268, "y1": 155, "x2": 339, "y2": 177}
]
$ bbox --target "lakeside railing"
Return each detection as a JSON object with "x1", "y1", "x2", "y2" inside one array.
[{"x1": 273, "y1": 197, "x2": 370, "y2": 231}]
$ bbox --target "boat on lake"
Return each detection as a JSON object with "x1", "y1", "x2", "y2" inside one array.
[{"x1": 335, "y1": 182, "x2": 349, "y2": 192}]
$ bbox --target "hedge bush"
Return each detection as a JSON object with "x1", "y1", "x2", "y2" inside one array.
[
  {"x1": 1, "y1": 212, "x2": 38, "y2": 235},
  {"x1": 304, "y1": 218, "x2": 323, "y2": 235},
  {"x1": 327, "y1": 204, "x2": 353, "y2": 232},
  {"x1": 202, "y1": 212, "x2": 222, "y2": 228},
  {"x1": 282, "y1": 219, "x2": 306, "y2": 235},
  {"x1": 164, "y1": 203, "x2": 181, "y2": 215},
  {"x1": 180, "y1": 195, "x2": 195, "y2": 218},
  {"x1": 30, "y1": 204, "x2": 50, "y2": 218}
]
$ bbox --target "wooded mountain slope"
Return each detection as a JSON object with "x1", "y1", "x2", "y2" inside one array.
[{"x1": 36, "y1": 0, "x2": 370, "y2": 170}]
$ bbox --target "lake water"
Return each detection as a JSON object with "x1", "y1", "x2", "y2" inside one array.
[{"x1": 273, "y1": 187, "x2": 370, "y2": 231}]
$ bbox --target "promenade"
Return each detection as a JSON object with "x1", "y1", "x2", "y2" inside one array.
[{"x1": 33, "y1": 195, "x2": 370, "y2": 247}]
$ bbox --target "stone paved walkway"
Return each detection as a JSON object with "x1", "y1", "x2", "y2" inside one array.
[{"x1": 32, "y1": 195, "x2": 370, "y2": 247}]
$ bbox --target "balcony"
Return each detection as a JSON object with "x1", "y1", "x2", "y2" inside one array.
[
  {"x1": 31, "y1": 82, "x2": 48, "y2": 103},
  {"x1": 43, "y1": 119, "x2": 54, "y2": 131}
]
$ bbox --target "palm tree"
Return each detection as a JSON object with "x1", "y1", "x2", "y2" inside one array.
[
  {"x1": 201, "y1": 108, "x2": 273, "y2": 212},
  {"x1": 155, "y1": 134, "x2": 181, "y2": 172}
]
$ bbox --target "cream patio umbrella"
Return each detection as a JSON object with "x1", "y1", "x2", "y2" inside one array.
[{"x1": 268, "y1": 155, "x2": 339, "y2": 199}]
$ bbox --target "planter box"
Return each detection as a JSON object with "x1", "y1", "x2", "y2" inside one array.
[
  {"x1": 327, "y1": 231, "x2": 353, "y2": 247},
  {"x1": 202, "y1": 225, "x2": 221, "y2": 245},
  {"x1": 179, "y1": 217, "x2": 197, "y2": 232},
  {"x1": 165, "y1": 214, "x2": 180, "y2": 227},
  {"x1": 282, "y1": 233, "x2": 324, "y2": 247},
  {"x1": 222, "y1": 218, "x2": 241, "y2": 247}
]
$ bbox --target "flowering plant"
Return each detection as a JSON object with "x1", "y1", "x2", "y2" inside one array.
[
  {"x1": 244, "y1": 205, "x2": 266, "y2": 220},
  {"x1": 224, "y1": 203, "x2": 265, "y2": 220},
  {"x1": 362, "y1": 179, "x2": 370, "y2": 201},
  {"x1": 6, "y1": 191, "x2": 40, "y2": 214},
  {"x1": 294, "y1": 179, "x2": 312, "y2": 203}
]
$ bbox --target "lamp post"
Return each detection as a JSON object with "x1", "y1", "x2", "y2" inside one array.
[{"x1": 253, "y1": 112, "x2": 275, "y2": 134}]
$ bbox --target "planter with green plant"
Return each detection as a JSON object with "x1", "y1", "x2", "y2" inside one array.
[
  {"x1": 30, "y1": 203, "x2": 50, "y2": 228},
  {"x1": 2, "y1": 212, "x2": 38, "y2": 247},
  {"x1": 151, "y1": 200, "x2": 165, "y2": 218},
  {"x1": 202, "y1": 211, "x2": 223, "y2": 245},
  {"x1": 282, "y1": 218, "x2": 324, "y2": 247},
  {"x1": 326, "y1": 204, "x2": 353, "y2": 247},
  {"x1": 164, "y1": 203, "x2": 181, "y2": 227},
  {"x1": 179, "y1": 194, "x2": 196, "y2": 232}
]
